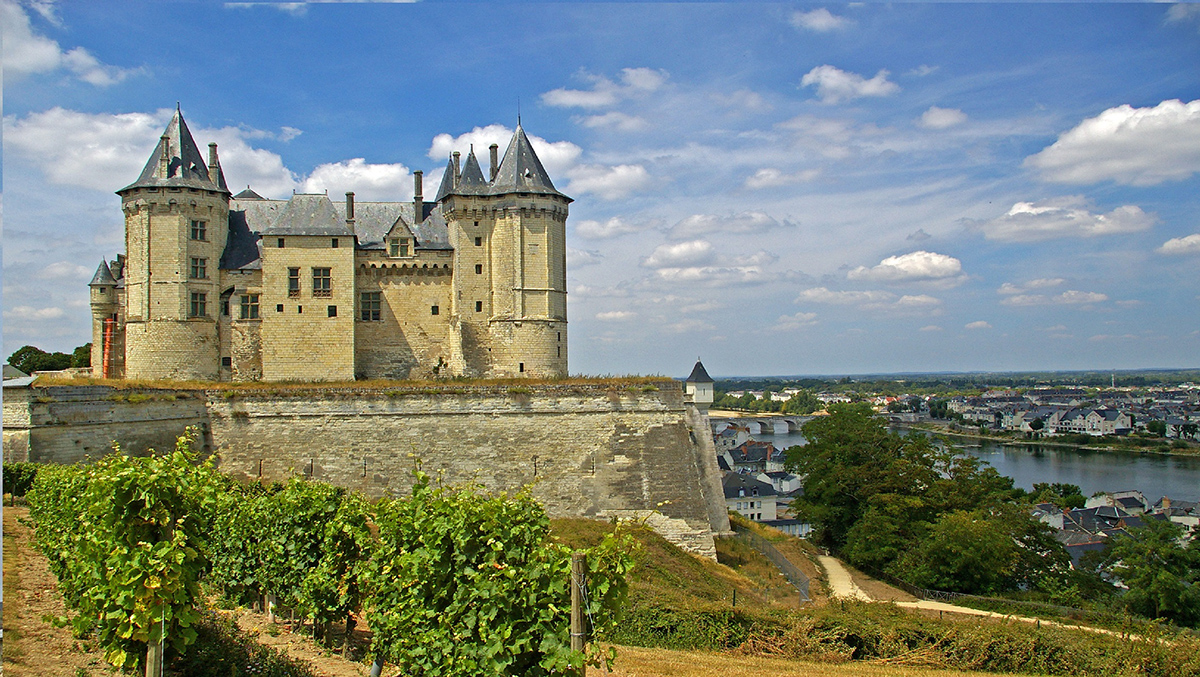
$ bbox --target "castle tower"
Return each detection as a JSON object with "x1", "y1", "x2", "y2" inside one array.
[
  {"x1": 684, "y1": 359, "x2": 715, "y2": 411},
  {"x1": 89, "y1": 260, "x2": 123, "y2": 378},
  {"x1": 114, "y1": 107, "x2": 230, "y2": 380},
  {"x1": 439, "y1": 125, "x2": 571, "y2": 378}
]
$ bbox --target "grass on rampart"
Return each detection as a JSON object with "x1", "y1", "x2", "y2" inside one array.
[{"x1": 32, "y1": 374, "x2": 673, "y2": 393}]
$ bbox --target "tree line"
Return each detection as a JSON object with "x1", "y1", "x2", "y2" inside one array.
[
  {"x1": 7, "y1": 343, "x2": 91, "y2": 374},
  {"x1": 786, "y1": 404, "x2": 1200, "y2": 626}
]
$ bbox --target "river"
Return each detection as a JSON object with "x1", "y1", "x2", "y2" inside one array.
[{"x1": 752, "y1": 427, "x2": 1200, "y2": 502}]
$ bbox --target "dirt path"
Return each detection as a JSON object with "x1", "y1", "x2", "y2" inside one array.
[{"x1": 817, "y1": 555, "x2": 871, "y2": 601}]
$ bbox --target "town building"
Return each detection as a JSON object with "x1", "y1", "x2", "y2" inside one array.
[{"x1": 90, "y1": 107, "x2": 570, "y2": 382}]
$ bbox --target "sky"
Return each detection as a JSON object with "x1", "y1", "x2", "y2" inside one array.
[{"x1": 3, "y1": 1, "x2": 1199, "y2": 378}]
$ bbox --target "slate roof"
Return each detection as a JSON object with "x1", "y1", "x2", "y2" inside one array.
[
  {"x1": 234, "y1": 186, "x2": 265, "y2": 200},
  {"x1": 260, "y1": 194, "x2": 355, "y2": 237},
  {"x1": 722, "y1": 472, "x2": 777, "y2": 500},
  {"x1": 90, "y1": 260, "x2": 116, "y2": 286},
  {"x1": 119, "y1": 107, "x2": 227, "y2": 194},
  {"x1": 3, "y1": 365, "x2": 29, "y2": 380},
  {"x1": 686, "y1": 360, "x2": 713, "y2": 383},
  {"x1": 436, "y1": 125, "x2": 570, "y2": 201}
]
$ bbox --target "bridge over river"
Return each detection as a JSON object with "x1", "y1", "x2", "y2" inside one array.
[{"x1": 709, "y1": 415, "x2": 815, "y2": 436}]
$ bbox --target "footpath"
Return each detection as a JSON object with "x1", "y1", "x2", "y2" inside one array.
[{"x1": 817, "y1": 554, "x2": 1142, "y2": 640}]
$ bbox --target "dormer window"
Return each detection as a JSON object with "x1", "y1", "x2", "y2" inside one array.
[{"x1": 389, "y1": 238, "x2": 409, "y2": 257}]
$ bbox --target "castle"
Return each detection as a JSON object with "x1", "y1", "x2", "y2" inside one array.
[{"x1": 90, "y1": 107, "x2": 570, "y2": 382}]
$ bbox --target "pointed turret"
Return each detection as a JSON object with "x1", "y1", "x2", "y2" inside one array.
[
  {"x1": 118, "y1": 107, "x2": 228, "y2": 194},
  {"x1": 89, "y1": 260, "x2": 116, "y2": 287},
  {"x1": 457, "y1": 147, "x2": 488, "y2": 193},
  {"x1": 684, "y1": 359, "x2": 715, "y2": 409},
  {"x1": 434, "y1": 155, "x2": 458, "y2": 202},
  {"x1": 491, "y1": 124, "x2": 568, "y2": 199}
]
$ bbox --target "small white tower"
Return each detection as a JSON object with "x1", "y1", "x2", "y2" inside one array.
[{"x1": 684, "y1": 359, "x2": 714, "y2": 410}]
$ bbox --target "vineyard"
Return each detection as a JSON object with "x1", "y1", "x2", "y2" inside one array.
[{"x1": 15, "y1": 429, "x2": 637, "y2": 676}]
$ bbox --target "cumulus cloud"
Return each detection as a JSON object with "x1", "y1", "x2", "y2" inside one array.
[
  {"x1": 997, "y1": 278, "x2": 1065, "y2": 295},
  {"x1": 918, "y1": 106, "x2": 968, "y2": 129},
  {"x1": 965, "y1": 321, "x2": 992, "y2": 330},
  {"x1": 668, "y1": 211, "x2": 787, "y2": 239},
  {"x1": 975, "y1": 197, "x2": 1155, "y2": 242},
  {"x1": 565, "y1": 164, "x2": 653, "y2": 200},
  {"x1": 795, "y1": 287, "x2": 894, "y2": 305},
  {"x1": 567, "y1": 248, "x2": 603, "y2": 267},
  {"x1": 1025, "y1": 99, "x2": 1200, "y2": 186},
  {"x1": 574, "y1": 216, "x2": 646, "y2": 240},
  {"x1": 39, "y1": 261, "x2": 92, "y2": 280},
  {"x1": 801, "y1": 65, "x2": 899, "y2": 104},
  {"x1": 744, "y1": 167, "x2": 820, "y2": 189},
  {"x1": 847, "y1": 251, "x2": 966, "y2": 286},
  {"x1": 1158, "y1": 233, "x2": 1200, "y2": 255},
  {"x1": 428, "y1": 124, "x2": 583, "y2": 179},
  {"x1": 772, "y1": 312, "x2": 819, "y2": 331},
  {"x1": 653, "y1": 266, "x2": 769, "y2": 287},
  {"x1": 1000, "y1": 290, "x2": 1108, "y2": 306},
  {"x1": 3, "y1": 305, "x2": 66, "y2": 320},
  {"x1": 642, "y1": 240, "x2": 715, "y2": 269},
  {"x1": 596, "y1": 311, "x2": 636, "y2": 322},
  {"x1": 790, "y1": 8, "x2": 852, "y2": 32},
  {"x1": 542, "y1": 67, "x2": 668, "y2": 109},
  {"x1": 299, "y1": 158, "x2": 412, "y2": 201},
  {"x1": 2, "y1": 0, "x2": 140, "y2": 85},
  {"x1": 577, "y1": 112, "x2": 648, "y2": 131}
]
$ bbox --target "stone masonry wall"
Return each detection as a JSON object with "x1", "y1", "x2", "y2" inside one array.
[{"x1": 2, "y1": 381, "x2": 727, "y2": 558}]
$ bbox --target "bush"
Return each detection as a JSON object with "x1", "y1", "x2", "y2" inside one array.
[{"x1": 3, "y1": 462, "x2": 40, "y2": 499}]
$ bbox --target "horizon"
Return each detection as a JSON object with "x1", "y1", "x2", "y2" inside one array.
[{"x1": 4, "y1": 2, "x2": 1199, "y2": 377}]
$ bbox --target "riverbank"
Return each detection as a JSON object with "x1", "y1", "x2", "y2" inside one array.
[{"x1": 899, "y1": 423, "x2": 1200, "y2": 458}]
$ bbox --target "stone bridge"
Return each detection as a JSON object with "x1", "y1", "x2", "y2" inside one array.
[{"x1": 710, "y1": 415, "x2": 813, "y2": 436}]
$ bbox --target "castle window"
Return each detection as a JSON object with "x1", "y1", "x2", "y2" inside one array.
[
  {"x1": 288, "y1": 268, "x2": 300, "y2": 298},
  {"x1": 557, "y1": 346, "x2": 561, "y2": 358},
  {"x1": 431, "y1": 305, "x2": 439, "y2": 315},
  {"x1": 276, "y1": 304, "x2": 284, "y2": 313},
  {"x1": 475, "y1": 301, "x2": 483, "y2": 312},
  {"x1": 190, "y1": 220, "x2": 207, "y2": 241},
  {"x1": 312, "y1": 268, "x2": 332, "y2": 297},
  {"x1": 332, "y1": 238, "x2": 339, "y2": 248},
  {"x1": 222, "y1": 299, "x2": 230, "y2": 316},
  {"x1": 222, "y1": 357, "x2": 232, "y2": 368},
  {"x1": 390, "y1": 239, "x2": 409, "y2": 257},
  {"x1": 360, "y1": 292, "x2": 381, "y2": 321},
  {"x1": 239, "y1": 294, "x2": 260, "y2": 320},
  {"x1": 328, "y1": 305, "x2": 337, "y2": 317},
  {"x1": 474, "y1": 237, "x2": 482, "y2": 246},
  {"x1": 475, "y1": 264, "x2": 483, "y2": 274},
  {"x1": 277, "y1": 238, "x2": 285, "y2": 248},
  {"x1": 519, "y1": 362, "x2": 525, "y2": 373},
  {"x1": 189, "y1": 292, "x2": 207, "y2": 318},
  {"x1": 474, "y1": 221, "x2": 479, "y2": 227},
  {"x1": 189, "y1": 257, "x2": 207, "y2": 279}
]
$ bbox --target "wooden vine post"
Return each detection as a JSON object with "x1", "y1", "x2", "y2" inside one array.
[{"x1": 570, "y1": 551, "x2": 586, "y2": 675}]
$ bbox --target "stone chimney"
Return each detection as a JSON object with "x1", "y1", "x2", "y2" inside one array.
[
  {"x1": 413, "y1": 171, "x2": 424, "y2": 222},
  {"x1": 489, "y1": 144, "x2": 499, "y2": 181},
  {"x1": 207, "y1": 143, "x2": 220, "y2": 183},
  {"x1": 452, "y1": 151, "x2": 461, "y2": 188},
  {"x1": 345, "y1": 192, "x2": 355, "y2": 225},
  {"x1": 159, "y1": 135, "x2": 171, "y2": 176}
]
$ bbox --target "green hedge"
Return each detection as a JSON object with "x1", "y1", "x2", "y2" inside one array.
[{"x1": 3, "y1": 461, "x2": 39, "y2": 499}]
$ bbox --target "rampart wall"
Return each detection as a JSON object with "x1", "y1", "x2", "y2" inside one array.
[{"x1": 2, "y1": 381, "x2": 729, "y2": 558}]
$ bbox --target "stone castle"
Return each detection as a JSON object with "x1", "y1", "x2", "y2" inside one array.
[{"x1": 90, "y1": 107, "x2": 570, "y2": 382}]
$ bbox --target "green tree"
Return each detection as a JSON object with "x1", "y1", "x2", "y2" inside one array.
[
  {"x1": 8, "y1": 345, "x2": 72, "y2": 374},
  {"x1": 1030, "y1": 482, "x2": 1085, "y2": 509},
  {"x1": 72, "y1": 343, "x2": 92, "y2": 368},
  {"x1": 1100, "y1": 519, "x2": 1200, "y2": 626},
  {"x1": 1146, "y1": 420, "x2": 1167, "y2": 437}
]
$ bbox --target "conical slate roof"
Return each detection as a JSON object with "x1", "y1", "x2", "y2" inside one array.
[
  {"x1": 457, "y1": 149, "x2": 488, "y2": 193},
  {"x1": 685, "y1": 360, "x2": 713, "y2": 383},
  {"x1": 491, "y1": 124, "x2": 564, "y2": 197},
  {"x1": 434, "y1": 156, "x2": 457, "y2": 202},
  {"x1": 89, "y1": 260, "x2": 116, "y2": 286},
  {"x1": 119, "y1": 107, "x2": 227, "y2": 193}
]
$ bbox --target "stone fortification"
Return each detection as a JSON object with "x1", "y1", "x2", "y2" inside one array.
[{"x1": 2, "y1": 379, "x2": 729, "y2": 558}]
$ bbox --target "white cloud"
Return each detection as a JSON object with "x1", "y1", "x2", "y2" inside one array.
[
  {"x1": 541, "y1": 67, "x2": 668, "y2": 109},
  {"x1": 1166, "y1": 4, "x2": 1200, "y2": 30},
  {"x1": 790, "y1": 8, "x2": 852, "y2": 32},
  {"x1": 773, "y1": 312, "x2": 819, "y2": 331},
  {"x1": 919, "y1": 325, "x2": 943, "y2": 332},
  {"x1": 39, "y1": 261, "x2": 92, "y2": 280},
  {"x1": 1158, "y1": 233, "x2": 1200, "y2": 255},
  {"x1": 847, "y1": 251, "x2": 965, "y2": 286},
  {"x1": 801, "y1": 65, "x2": 899, "y2": 104},
  {"x1": 744, "y1": 167, "x2": 819, "y2": 189},
  {"x1": 1025, "y1": 99, "x2": 1200, "y2": 186},
  {"x1": 918, "y1": 106, "x2": 967, "y2": 129},
  {"x1": 893, "y1": 294, "x2": 942, "y2": 308},
  {"x1": 909, "y1": 65, "x2": 938, "y2": 77},
  {"x1": 567, "y1": 248, "x2": 603, "y2": 267},
  {"x1": 574, "y1": 216, "x2": 646, "y2": 240},
  {"x1": 976, "y1": 197, "x2": 1155, "y2": 242},
  {"x1": 428, "y1": 124, "x2": 583, "y2": 179},
  {"x1": 1000, "y1": 290, "x2": 1108, "y2": 306},
  {"x1": 653, "y1": 266, "x2": 769, "y2": 287},
  {"x1": 669, "y1": 211, "x2": 786, "y2": 239},
  {"x1": 578, "y1": 112, "x2": 648, "y2": 131},
  {"x1": 3, "y1": 305, "x2": 66, "y2": 320},
  {"x1": 795, "y1": 287, "x2": 894, "y2": 305},
  {"x1": 998, "y1": 278, "x2": 1065, "y2": 295},
  {"x1": 965, "y1": 321, "x2": 992, "y2": 330},
  {"x1": 299, "y1": 158, "x2": 411, "y2": 201},
  {"x1": 733, "y1": 251, "x2": 778, "y2": 267},
  {"x1": 2, "y1": 1, "x2": 138, "y2": 85},
  {"x1": 565, "y1": 164, "x2": 653, "y2": 200},
  {"x1": 642, "y1": 240, "x2": 715, "y2": 269},
  {"x1": 596, "y1": 311, "x2": 637, "y2": 322}
]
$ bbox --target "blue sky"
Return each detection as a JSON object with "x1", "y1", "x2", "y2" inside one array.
[{"x1": 4, "y1": 1, "x2": 1199, "y2": 378}]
